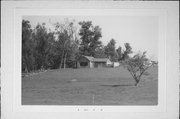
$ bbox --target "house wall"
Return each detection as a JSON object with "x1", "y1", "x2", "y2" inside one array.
[
  {"x1": 77, "y1": 56, "x2": 90, "y2": 68},
  {"x1": 106, "y1": 59, "x2": 112, "y2": 65},
  {"x1": 106, "y1": 59, "x2": 112, "y2": 67},
  {"x1": 113, "y1": 62, "x2": 120, "y2": 67},
  {"x1": 89, "y1": 61, "x2": 94, "y2": 68},
  {"x1": 77, "y1": 62, "x2": 90, "y2": 68},
  {"x1": 94, "y1": 62, "x2": 106, "y2": 68}
]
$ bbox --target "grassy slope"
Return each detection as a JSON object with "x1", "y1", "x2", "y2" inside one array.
[{"x1": 22, "y1": 67, "x2": 158, "y2": 105}]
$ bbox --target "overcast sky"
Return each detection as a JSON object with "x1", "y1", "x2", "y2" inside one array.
[{"x1": 23, "y1": 16, "x2": 158, "y2": 61}]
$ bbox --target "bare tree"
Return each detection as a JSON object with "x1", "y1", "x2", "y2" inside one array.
[{"x1": 123, "y1": 51, "x2": 152, "y2": 86}]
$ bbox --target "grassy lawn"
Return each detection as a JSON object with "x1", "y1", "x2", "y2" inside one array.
[{"x1": 22, "y1": 66, "x2": 158, "y2": 105}]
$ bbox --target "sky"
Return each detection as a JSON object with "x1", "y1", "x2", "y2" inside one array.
[{"x1": 23, "y1": 16, "x2": 158, "y2": 61}]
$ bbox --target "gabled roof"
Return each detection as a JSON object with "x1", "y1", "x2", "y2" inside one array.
[
  {"x1": 83, "y1": 56, "x2": 94, "y2": 61},
  {"x1": 83, "y1": 55, "x2": 109, "y2": 62}
]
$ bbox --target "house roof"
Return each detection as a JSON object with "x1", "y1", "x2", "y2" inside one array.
[
  {"x1": 83, "y1": 56, "x2": 94, "y2": 61},
  {"x1": 83, "y1": 56, "x2": 109, "y2": 62},
  {"x1": 93, "y1": 58, "x2": 109, "y2": 62}
]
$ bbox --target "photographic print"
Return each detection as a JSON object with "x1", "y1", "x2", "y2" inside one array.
[
  {"x1": 21, "y1": 15, "x2": 158, "y2": 105},
  {"x1": 2, "y1": 1, "x2": 179, "y2": 119}
]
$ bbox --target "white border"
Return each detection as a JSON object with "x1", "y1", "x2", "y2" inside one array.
[{"x1": 2, "y1": 1, "x2": 179, "y2": 119}]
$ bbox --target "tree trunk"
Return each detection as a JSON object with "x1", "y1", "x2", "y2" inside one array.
[
  {"x1": 25, "y1": 65, "x2": 28, "y2": 73},
  {"x1": 134, "y1": 81, "x2": 138, "y2": 86},
  {"x1": 75, "y1": 61, "x2": 77, "y2": 68},
  {"x1": 134, "y1": 77, "x2": 140, "y2": 86},
  {"x1": 59, "y1": 50, "x2": 64, "y2": 69},
  {"x1": 24, "y1": 56, "x2": 28, "y2": 73},
  {"x1": 63, "y1": 52, "x2": 67, "y2": 69},
  {"x1": 59, "y1": 59, "x2": 63, "y2": 69}
]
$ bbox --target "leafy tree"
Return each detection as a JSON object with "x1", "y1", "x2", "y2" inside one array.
[
  {"x1": 45, "y1": 31, "x2": 57, "y2": 69},
  {"x1": 79, "y1": 21, "x2": 102, "y2": 57},
  {"x1": 94, "y1": 45, "x2": 107, "y2": 58},
  {"x1": 122, "y1": 43, "x2": 133, "y2": 60},
  {"x1": 123, "y1": 51, "x2": 152, "y2": 86},
  {"x1": 116, "y1": 46, "x2": 123, "y2": 61},
  {"x1": 22, "y1": 20, "x2": 35, "y2": 72},
  {"x1": 65, "y1": 39, "x2": 79, "y2": 68},
  {"x1": 55, "y1": 19, "x2": 79, "y2": 69},
  {"x1": 105, "y1": 39, "x2": 118, "y2": 61},
  {"x1": 32, "y1": 23, "x2": 50, "y2": 70}
]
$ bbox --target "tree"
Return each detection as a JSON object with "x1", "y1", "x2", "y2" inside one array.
[
  {"x1": 55, "y1": 19, "x2": 79, "y2": 69},
  {"x1": 65, "y1": 39, "x2": 79, "y2": 68},
  {"x1": 116, "y1": 46, "x2": 123, "y2": 61},
  {"x1": 45, "y1": 31, "x2": 57, "y2": 69},
  {"x1": 22, "y1": 20, "x2": 35, "y2": 72},
  {"x1": 123, "y1": 51, "x2": 152, "y2": 86},
  {"x1": 105, "y1": 39, "x2": 118, "y2": 61},
  {"x1": 94, "y1": 45, "x2": 107, "y2": 58},
  {"x1": 32, "y1": 23, "x2": 50, "y2": 70},
  {"x1": 79, "y1": 21, "x2": 102, "y2": 57},
  {"x1": 122, "y1": 43, "x2": 133, "y2": 60}
]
